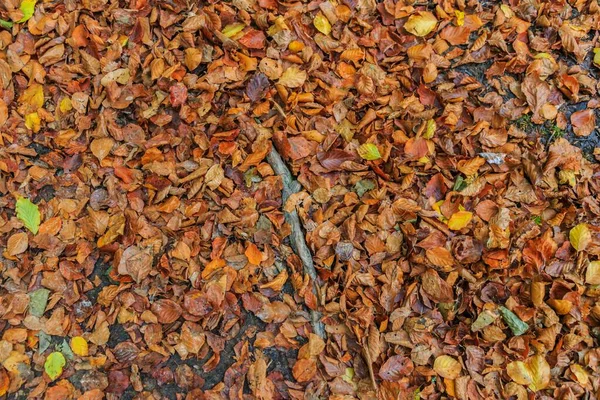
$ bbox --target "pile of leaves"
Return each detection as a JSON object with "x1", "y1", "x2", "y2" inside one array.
[{"x1": 1, "y1": 0, "x2": 600, "y2": 398}]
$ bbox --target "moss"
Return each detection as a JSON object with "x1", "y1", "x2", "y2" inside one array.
[
  {"x1": 514, "y1": 114, "x2": 533, "y2": 131},
  {"x1": 513, "y1": 114, "x2": 565, "y2": 143}
]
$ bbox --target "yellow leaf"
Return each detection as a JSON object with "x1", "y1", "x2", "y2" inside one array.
[
  {"x1": 570, "y1": 364, "x2": 589, "y2": 386},
  {"x1": 404, "y1": 11, "x2": 438, "y2": 37},
  {"x1": 558, "y1": 170, "x2": 576, "y2": 187},
  {"x1": 314, "y1": 13, "x2": 331, "y2": 35},
  {"x1": 20, "y1": 83, "x2": 44, "y2": 111},
  {"x1": 506, "y1": 355, "x2": 550, "y2": 392},
  {"x1": 222, "y1": 23, "x2": 245, "y2": 38},
  {"x1": 455, "y1": 10, "x2": 465, "y2": 26},
  {"x1": 357, "y1": 143, "x2": 381, "y2": 160},
  {"x1": 500, "y1": 4, "x2": 514, "y2": 17},
  {"x1": 288, "y1": 40, "x2": 305, "y2": 52},
  {"x1": 59, "y1": 97, "x2": 72, "y2": 113},
  {"x1": 44, "y1": 352, "x2": 66, "y2": 381},
  {"x1": 70, "y1": 336, "x2": 88, "y2": 356},
  {"x1": 586, "y1": 261, "x2": 600, "y2": 285},
  {"x1": 18, "y1": 0, "x2": 37, "y2": 23},
  {"x1": 594, "y1": 48, "x2": 600, "y2": 66},
  {"x1": 570, "y1": 223, "x2": 591, "y2": 252},
  {"x1": 25, "y1": 112, "x2": 41, "y2": 132},
  {"x1": 423, "y1": 119, "x2": 436, "y2": 139},
  {"x1": 433, "y1": 355, "x2": 462, "y2": 379},
  {"x1": 447, "y1": 210, "x2": 472, "y2": 230},
  {"x1": 278, "y1": 66, "x2": 307, "y2": 88}
]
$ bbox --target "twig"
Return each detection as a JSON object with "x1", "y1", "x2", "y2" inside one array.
[{"x1": 266, "y1": 146, "x2": 326, "y2": 339}]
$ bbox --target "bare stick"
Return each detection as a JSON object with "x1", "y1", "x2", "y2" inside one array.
[{"x1": 267, "y1": 147, "x2": 326, "y2": 338}]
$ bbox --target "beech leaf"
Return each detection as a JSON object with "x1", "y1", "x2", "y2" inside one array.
[
  {"x1": 18, "y1": 0, "x2": 37, "y2": 23},
  {"x1": 433, "y1": 355, "x2": 461, "y2": 379},
  {"x1": 16, "y1": 197, "x2": 40, "y2": 234},
  {"x1": 314, "y1": 14, "x2": 331, "y2": 35},
  {"x1": 506, "y1": 355, "x2": 550, "y2": 391},
  {"x1": 570, "y1": 223, "x2": 591, "y2": 252},
  {"x1": 70, "y1": 336, "x2": 89, "y2": 356},
  {"x1": 499, "y1": 306, "x2": 529, "y2": 336},
  {"x1": 404, "y1": 12, "x2": 438, "y2": 37},
  {"x1": 357, "y1": 143, "x2": 381, "y2": 160},
  {"x1": 44, "y1": 352, "x2": 66, "y2": 381}
]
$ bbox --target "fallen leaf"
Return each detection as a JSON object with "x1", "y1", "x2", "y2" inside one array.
[
  {"x1": 571, "y1": 109, "x2": 595, "y2": 137},
  {"x1": 278, "y1": 66, "x2": 307, "y2": 88},
  {"x1": 379, "y1": 355, "x2": 414, "y2": 381},
  {"x1": 357, "y1": 143, "x2": 381, "y2": 160},
  {"x1": 506, "y1": 354, "x2": 550, "y2": 391},
  {"x1": 44, "y1": 352, "x2": 66, "y2": 381},
  {"x1": 447, "y1": 211, "x2": 473, "y2": 230},
  {"x1": 70, "y1": 336, "x2": 88, "y2": 357},
  {"x1": 404, "y1": 12, "x2": 438, "y2": 37},
  {"x1": 245, "y1": 243, "x2": 262, "y2": 265},
  {"x1": 18, "y1": 0, "x2": 37, "y2": 23},
  {"x1": 6, "y1": 232, "x2": 28, "y2": 256},
  {"x1": 314, "y1": 14, "x2": 332, "y2": 35},
  {"x1": 16, "y1": 197, "x2": 40, "y2": 234},
  {"x1": 570, "y1": 223, "x2": 591, "y2": 252},
  {"x1": 433, "y1": 355, "x2": 461, "y2": 379}
]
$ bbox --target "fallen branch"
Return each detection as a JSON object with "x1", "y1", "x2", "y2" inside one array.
[{"x1": 267, "y1": 147, "x2": 326, "y2": 339}]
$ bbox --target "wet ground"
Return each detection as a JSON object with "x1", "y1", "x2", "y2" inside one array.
[
  {"x1": 80, "y1": 261, "x2": 296, "y2": 399},
  {"x1": 453, "y1": 58, "x2": 600, "y2": 161}
]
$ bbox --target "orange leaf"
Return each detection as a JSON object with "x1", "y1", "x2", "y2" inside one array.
[
  {"x1": 245, "y1": 243, "x2": 262, "y2": 265},
  {"x1": 292, "y1": 358, "x2": 317, "y2": 382}
]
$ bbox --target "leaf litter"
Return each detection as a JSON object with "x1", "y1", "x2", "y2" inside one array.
[{"x1": 0, "y1": 0, "x2": 599, "y2": 399}]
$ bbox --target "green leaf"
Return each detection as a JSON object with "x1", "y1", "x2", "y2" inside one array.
[
  {"x1": 499, "y1": 306, "x2": 529, "y2": 336},
  {"x1": 222, "y1": 23, "x2": 245, "y2": 38},
  {"x1": 453, "y1": 176, "x2": 466, "y2": 191},
  {"x1": 471, "y1": 309, "x2": 498, "y2": 332},
  {"x1": 44, "y1": 352, "x2": 66, "y2": 381},
  {"x1": 18, "y1": 0, "x2": 37, "y2": 23},
  {"x1": 57, "y1": 340, "x2": 74, "y2": 360},
  {"x1": 16, "y1": 197, "x2": 40, "y2": 234},
  {"x1": 354, "y1": 179, "x2": 376, "y2": 197},
  {"x1": 357, "y1": 143, "x2": 381, "y2": 160},
  {"x1": 0, "y1": 19, "x2": 13, "y2": 30},
  {"x1": 423, "y1": 119, "x2": 436, "y2": 139},
  {"x1": 28, "y1": 288, "x2": 49, "y2": 317},
  {"x1": 37, "y1": 332, "x2": 51, "y2": 354}
]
